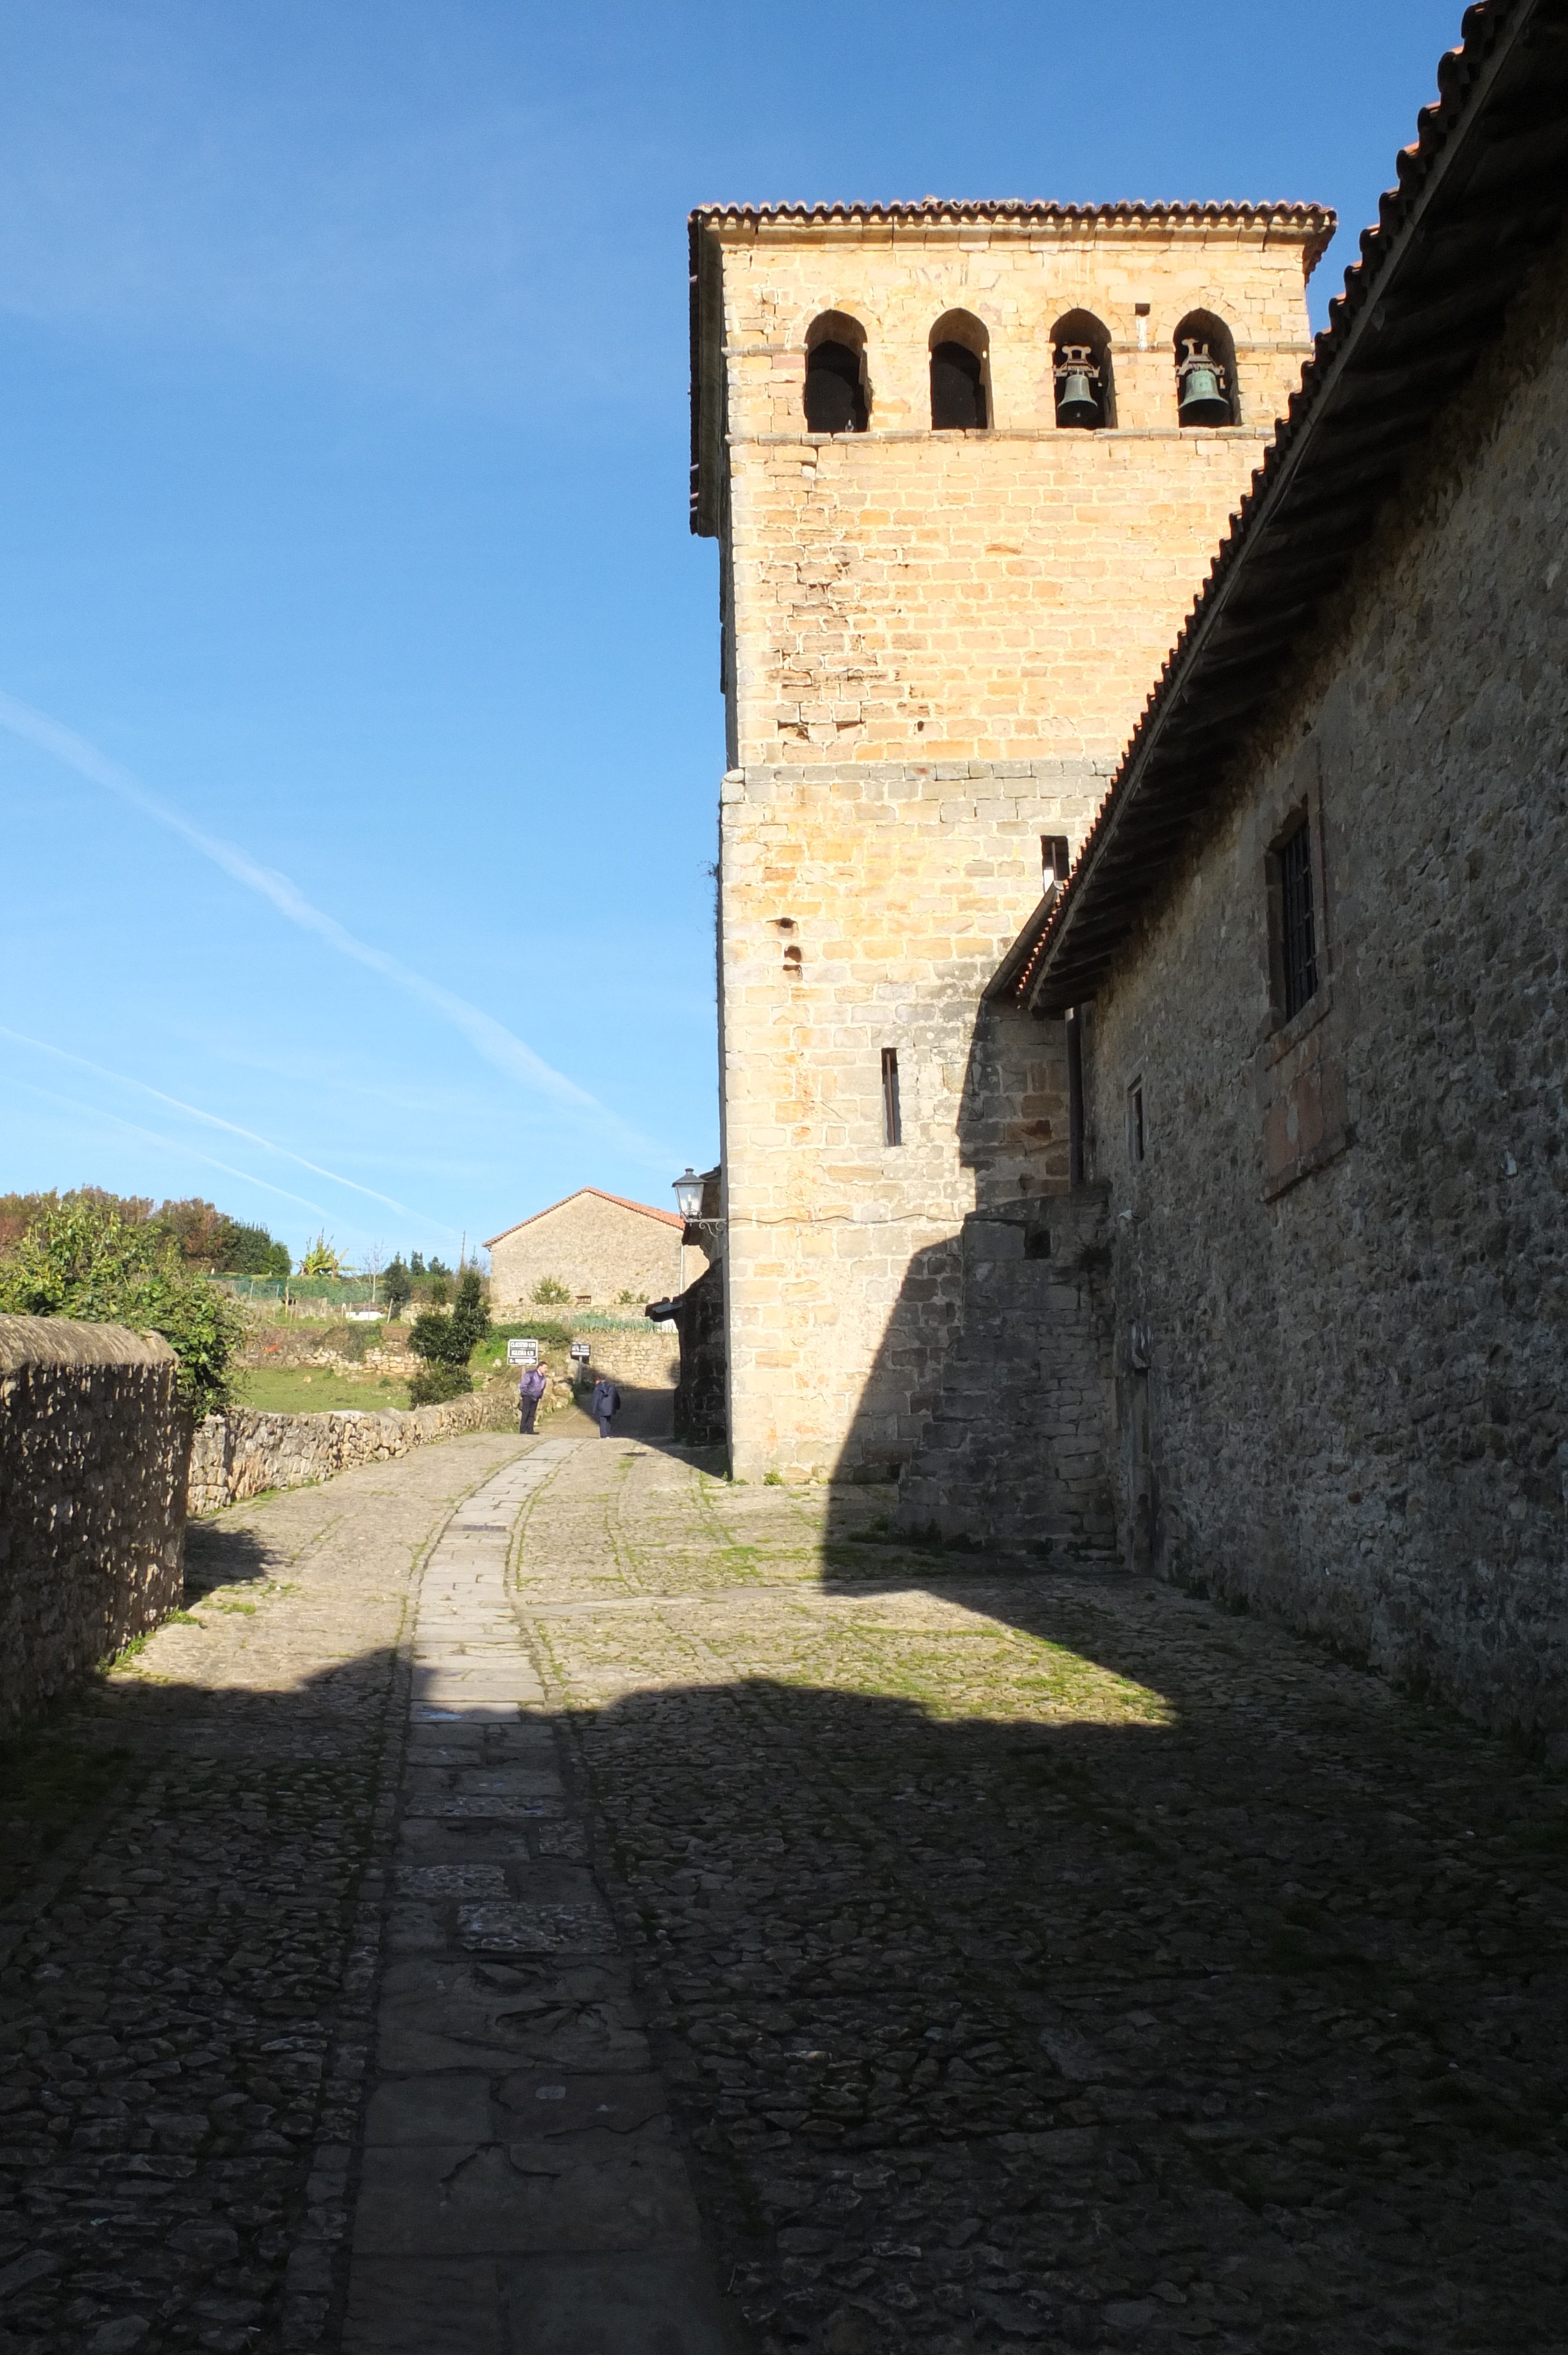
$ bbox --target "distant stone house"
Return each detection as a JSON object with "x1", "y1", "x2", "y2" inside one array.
[
  {"x1": 949, "y1": 0, "x2": 1568, "y2": 1732},
  {"x1": 485, "y1": 1190, "x2": 685, "y2": 1313}
]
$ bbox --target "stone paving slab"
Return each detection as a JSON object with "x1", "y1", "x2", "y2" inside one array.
[
  {"x1": 505, "y1": 1439, "x2": 1568, "y2": 2355},
  {"x1": 11, "y1": 1421, "x2": 1568, "y2": 2353},
  {"x1": 343, "y1": 1441, "x2": 741, "y2": 2355}
]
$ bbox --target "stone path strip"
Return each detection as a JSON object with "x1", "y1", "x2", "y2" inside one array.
[
  {"x1": 0, "y1": 1431, "x2": 523, "y2": 2355},
  {"x1": 343, "y1": 1437, "x2": 738, "y2": 2354}
]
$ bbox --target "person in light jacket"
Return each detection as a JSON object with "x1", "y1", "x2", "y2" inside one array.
[
  {"x1": 590, "y1": 1374, "x2": 621, "y2": 1438},
  {"x1": 517, "y1": 1362, "x2": 547, "y2": 1435}
]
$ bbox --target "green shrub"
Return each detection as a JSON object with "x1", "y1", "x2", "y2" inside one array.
[
  {"x1": 383, "y1": 1258, "x2": 412, "y2": 1319},
  {"x1": 0, "y1": 1199, "x2": 245, "y2": 1417},
  {"x1": 407, "y1": 1361, "x2": 474, "y2": 1407},
  {"x1": 451, "y1": 1269, "x2": 490, "y2": 1356},
  {"x1": 531, "y1": 1275, "x2": 571, "y2": 1305}
]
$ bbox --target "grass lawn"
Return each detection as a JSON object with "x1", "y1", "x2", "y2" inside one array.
[{"x1": 235, "y1": 1366, "x2": 411, "y2": 1414}]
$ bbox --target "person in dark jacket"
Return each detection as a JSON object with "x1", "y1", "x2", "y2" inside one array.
[
  {"x1": 517, "y1": 1362, "x2": 547, "y2": 1434},
  {"x1": 590, "y1": 1375, "x2": 621, "y2": 1438}
]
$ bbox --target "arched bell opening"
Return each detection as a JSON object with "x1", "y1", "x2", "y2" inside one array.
[
  {"x1": 929, "y1": 310, "x2": 990, "y2": 431},
  {"x1": 1049, "y1": 310, "x2": 1115, "y2": 430},
  {"x1": 803, "y1": 313, "x2": 869, "y2": 434},
  {"x1": 1173, "y1": 311, "x2": 1238, "y2": 428}
]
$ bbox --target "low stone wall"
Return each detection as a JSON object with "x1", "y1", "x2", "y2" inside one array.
[
  {"x1": 188, "y1": 1388, "x2": 515, "y2": 1516},
  {"x1": 0, "y1": 1314, "x2": 188, "y2": 1732}
]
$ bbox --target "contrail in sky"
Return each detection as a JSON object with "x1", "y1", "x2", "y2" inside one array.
[
  {"x1": 5, "y1": 1075, "x2": 339, "y2": 1223},
  {"x1": 0, "y1": 688, "x2": 666, "y2": 1161},
  {"x1": 0, "y1": 1023, "x2": 435, "y2": 1227}
]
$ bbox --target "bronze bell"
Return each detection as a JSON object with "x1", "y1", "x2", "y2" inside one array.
[
  {"x1": 1178, "y1": 338, "x2": 1230, "y2": 426},
  {"x1": 1054, "y1": 343, "x2": 1102, "y2": 429}
]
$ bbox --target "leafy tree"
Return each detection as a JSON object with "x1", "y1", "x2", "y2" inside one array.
[
  {"x1": 424, "y1": 1274, "x2": 450, "y2": 1307},
  {"x1": 151, "y1": 1198, "x2": 240, "y2": 1269},
  {"x1": 298, "y1": 1233, "x2": 346, "y2": 1277},
  {"x1": 427, "y1": 1256, "x2": 451, "y2": 1278},
  {"x1": 409, "y1": 1251, "x2": 426, "y2": 1277},
  {"x1": 531, "y1": 1275, "x2": 571, "y2": 1305},
  {"x1": 383, "y1": 1257, "x2": 413, "y2": 1319},
  {"x1": 0, "y1": 1198, "x2": 245, "y2": 1416},
  {"x1": 223, "y1": 1222, "x2": 290, "y2": 1278}
]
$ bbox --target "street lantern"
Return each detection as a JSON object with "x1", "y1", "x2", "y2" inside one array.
[{"x1": 673, "y1": 1167, "x2": 706, "y2": 1222}]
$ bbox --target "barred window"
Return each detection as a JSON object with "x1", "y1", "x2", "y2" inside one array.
[{"x1": 1278, "y1": 816, "x2": 1318, "y2": 1020}]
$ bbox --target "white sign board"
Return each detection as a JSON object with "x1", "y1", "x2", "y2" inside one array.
[
  {"x1": 569, "y1": 1342, "x2": 592, "y2": 1361},
  {"x1": 506, "y1": 1338, "x2": 539, "y2": 1366}
]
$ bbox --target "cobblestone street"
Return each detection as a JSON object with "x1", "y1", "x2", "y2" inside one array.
[{"x1": 5, "y1": 1429, "x2": 1568, "y2": 2354}]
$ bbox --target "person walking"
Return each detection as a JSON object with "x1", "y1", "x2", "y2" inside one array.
[
  {"x1": 590, "y1": 1373, "x2": 621, "y2": 1439},
  {"x1": 517, "y1": 1361, "x2": 547, "y2": 1435}
]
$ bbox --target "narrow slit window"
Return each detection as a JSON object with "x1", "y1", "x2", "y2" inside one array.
[
  {"x1": 1279, "y1": 817, "x2": 1318, "y2": 1020},
  {"x1": 1041, "y1": 834, "x2": 1071, "y2": 889},
  {"x1": 1128, "y1": 1079, "x2": 1145, "y2": 1166},
  {"x1": 881, "y1": 1049, "x2": 902, "y2": 1147}
]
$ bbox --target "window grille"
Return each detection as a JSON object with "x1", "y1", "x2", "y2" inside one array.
[
  {"x1": 881, "y1": 1049, "x2": 902, "y2": 1147},
  {"x1": 1279, "y1": 817, "x2": 1318, "y2": 1020}
]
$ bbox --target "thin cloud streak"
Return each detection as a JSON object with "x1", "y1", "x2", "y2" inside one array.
[
  {"x1": 0, "y1": 1021, "x2": 439, "y2": 1229},
  {"x1": 0, "y1": 688, "x2": 669, "y2": 1165},
  {"x1": 3, "y1": 1074, "x2": 337, "y2": 1225}
]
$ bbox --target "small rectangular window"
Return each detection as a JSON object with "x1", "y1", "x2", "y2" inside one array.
[
  {"x1": 1127, "y1": 1079, "x2": 1145, "y2": 1166},
  {"x1": 1041, "y1": 834, "x2": 1071, "y2": 888},
  {"x1": 881, "y1": 1049, "x2": 902, "y2": 1147},
  {"x1": 1278, "y1": 815, "x2": 1318, "y2": 1020}
]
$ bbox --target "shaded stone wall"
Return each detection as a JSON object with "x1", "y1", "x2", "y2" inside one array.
[
  {"x1": 895, "y1": 1187, "x2": 1116, "y2": 1560},
  {"x1": 187, "y1": 1390, "x2": 516, "y2": 1516},
  {"x1": 1076, "y1": 236, "x2": 1568, "y2": 1730},
  {"x1": 0, "y1": 1314, "x2": 187, "y2": 1731}
]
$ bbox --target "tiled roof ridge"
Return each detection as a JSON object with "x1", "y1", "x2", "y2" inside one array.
[
  {"x1": 692, "y1": 197, "x2": 1333, "y2": 247},
  {"x1": 482, "y1": 1188, "x2": 684, "y2": 1250},
  {"x1": 1005, "y1": 0, "x2": 1536, "y2": 1010}
]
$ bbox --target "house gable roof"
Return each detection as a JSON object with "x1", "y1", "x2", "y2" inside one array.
[
  {"x1": 992, "y1": 0, "x2": 1568, "y2": 1017},
  {"x1": 483, "y1": 1189, "x2": 683, "y2": 1251}
]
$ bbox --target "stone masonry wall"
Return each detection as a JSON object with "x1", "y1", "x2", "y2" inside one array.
[
  {"x1": 706, "y1": 215, "x2": 1323, "y2": 1481},
  {"x1": 187, "y1": 1389, "x2": 516, "y2": 1517},
  {"x1": 1077, "y1": 233, "x2": 1568, "y2": 1731},
  {"x1": 0, "y1": 1314, "x2": 187, "y2": 1732},
  {"x1": 489, "y1": 1192, "x2": 685, "y2": 1313},
  {"x1": 895, "y1": 1186, "x2": 1116, "y2": 1559}
]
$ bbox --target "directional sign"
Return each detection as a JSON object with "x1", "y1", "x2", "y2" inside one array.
[
  {"x1": 507, "y1": 1338, "x2": 539, "y2": 1366},
  {"x1": 569, "y1": 1342, "x2": 592, "y2": 1361}
]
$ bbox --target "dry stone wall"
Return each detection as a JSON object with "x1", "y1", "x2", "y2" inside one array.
[
  {"x1": 0, "y1": 1314, "x2": 187, "y2": 1732},
  {"x1": 187, "y1": 1389, "x2": 515, "y2": 1516},
  {"x1": 1076, "y1": 237, "x2": 1568, "y2": 1732}
]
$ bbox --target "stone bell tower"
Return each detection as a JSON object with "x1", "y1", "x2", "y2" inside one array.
[{"x1": 689, "y1": 197, "x2": 1333, "y2": 1482}]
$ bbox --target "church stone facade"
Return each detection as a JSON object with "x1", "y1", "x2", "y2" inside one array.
[
  {"x1": 689, "y1": 0, "x2": 1568, "y2": 1733},
  {"x1": 690, "y1": 199, "x2": 1331, "y2": 1481}
]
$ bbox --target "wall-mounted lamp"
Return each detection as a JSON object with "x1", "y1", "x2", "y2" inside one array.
[{"x1": 674, "y1": 1167, "x2": 724, "y2": 1230}]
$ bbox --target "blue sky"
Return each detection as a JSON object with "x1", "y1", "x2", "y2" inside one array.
[{"x1": 0, "y1": 0, "x2": 1459, "y2": 1268}]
